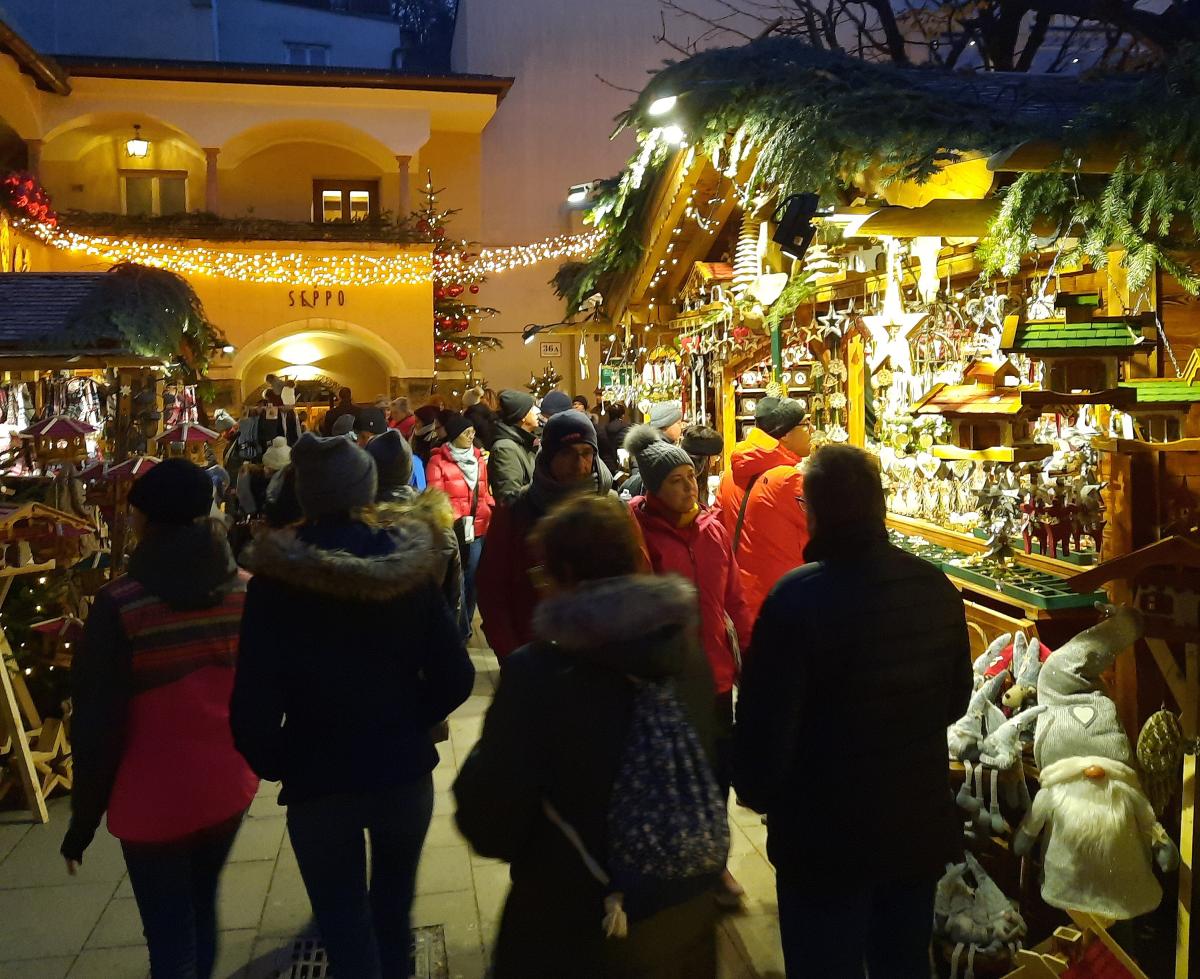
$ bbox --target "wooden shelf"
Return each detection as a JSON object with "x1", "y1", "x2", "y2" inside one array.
[
  {"x1": 931, "y1": 443, "x2": 1055, "y2": 463},
  {"x1": 1093, "y1": 437, "x2": 1200, "y2": 453}
]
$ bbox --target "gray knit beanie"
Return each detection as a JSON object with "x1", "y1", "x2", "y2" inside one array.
[
  {"x1": 762, "y1": 398, "x2": 808, "y2": 438},
  {"x1": 648, "y1": 400, "x2": 683, "y2": 432},
  {"x1": 291, "y1": 432, "x2": 378, "y2": 519},
  {"x1": 627, "y1": 424, "x2": 693, "y2": 494}
]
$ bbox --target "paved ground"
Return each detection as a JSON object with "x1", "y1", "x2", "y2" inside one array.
[{"x1": 0, "y1": 642, "x2": 786, "y2": 978}]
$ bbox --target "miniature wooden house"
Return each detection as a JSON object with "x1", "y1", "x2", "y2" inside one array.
[
  {"x1": 30, "y1": 615, "x2": 84, "y2": 669},
  {"x1": 680, "y1": 261, "x2": 734, "y2": 311},
  {"x1": 1000, "y1": 300, "x2": 1151, "y2": 394},
  {"x1": 1118, "y1": 350, "x2": 1200, "y2": 443},
  {"x1": 19, "y1": 416, "x2": 95, "y2": 468},
  {"x1": 155, "y1": 422, "x2": 218, "y2": 465},
  {"x1": 0, "y1": 502, "x2": 95, "y2": 572},
  {"x1": 912, "y1": 361, "x2": 1048, "y2": 462}
]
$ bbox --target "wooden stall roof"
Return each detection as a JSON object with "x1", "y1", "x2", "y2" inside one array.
[
  {"x1": 1122, "y1": 378, "x2": 1200, "y2": 407},
  {"x1": 0, "y1": 273, "x2": 159, "y2": 367},
  {"x1": 1001, "y1": 316, "x2": 1147, "y2": 357},
  {"x1": 913, "y1": 383, "x2": 1032, "y2": 417}
]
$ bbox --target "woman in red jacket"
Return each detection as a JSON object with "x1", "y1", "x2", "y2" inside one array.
[
  {"x1": 426, "y1": 412, "x2": 495, "y2": 637},
  {"x1": 625, "y1": 424, "x2": 753, "y2": 906}
]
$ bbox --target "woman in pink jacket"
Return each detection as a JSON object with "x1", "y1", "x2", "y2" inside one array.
[
  {"x1": 625, "y1": 424, "x2": 753, "y2": 906},
  {"x1": 426, "y1": 412, "x2": 495, "y2": 637}
]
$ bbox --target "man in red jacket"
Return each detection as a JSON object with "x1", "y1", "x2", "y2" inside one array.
[
  {"x1": 735, "y1": 399, "x2": 814, "y2": 617},
  {"x1": 476, "y1": 411, "x2": 615, "y2": 662},
  {"x1": 716, "y1": 397, "x2": 795, "y2": 540}
]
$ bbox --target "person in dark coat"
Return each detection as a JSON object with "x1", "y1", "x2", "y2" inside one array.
[
  {"x1": 600, "y1": 402, "x2": 630, "y2": 476},
  {"x1": 487, "y1": 390, "x2": 539, "y2": 506},
  {"x1": 63, "y1": 460, "x2": 257, "y2": 979},
  {"x1": 733, "y1": 445, "x2": 971, "y2": 978},
  {"x1": 455, "y1": 494, "x2": 720, "y2": 979},
  {"x1": 321, "y1": 387, "x2": 357, "y2": 436},
  {"x1": 367, "y1": 428, "x2": 464, "y2": 630},
  {"x1": 476, "y1": 410, "x2": 613, "y2": 662},
  {"x1": 411, "y1": 404, "x2": 444, "y2": 466},
  {"x1": 232, "y1": 433, "x2": 474, "y2": 979},
  {"x1": 463, "y1": 388, "x2": 500, "y2": 450}
]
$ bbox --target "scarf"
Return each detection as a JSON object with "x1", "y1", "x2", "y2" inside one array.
[
  {"x1": 450, "y1": 443, "x2": 479, "y2": 491},
  {"x1": 645, "y1": 492, "x2": 701, "y2": 530}
]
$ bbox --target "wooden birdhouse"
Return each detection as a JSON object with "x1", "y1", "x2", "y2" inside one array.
[
  {"x1": 1116, "y1": 350, "x2": 1200, "y2": 443},
  {"x1": 0, "y1": 502, "x2": 95, "y2": 573},
  {"x1": 912, "y1": 380, "x2": 1047, "y2": 463},
  {"x1": 1001, "y1": 301, "x2": 1151, "y2": 395},
  {"x1": 156, "y1": 422, "x2": 218, "y2": 465},
  {"x1": 18, "y1": 416, "x2": 95, "y2": 469}
]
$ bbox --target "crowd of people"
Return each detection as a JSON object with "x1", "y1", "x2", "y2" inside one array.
[{"x1": 60, "y1": 383, "x2": 971, "y2": 979}]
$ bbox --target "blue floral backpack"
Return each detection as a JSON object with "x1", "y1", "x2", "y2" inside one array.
[{"x1": 543, "y1": 677, "x2": 729, "y2": 938}]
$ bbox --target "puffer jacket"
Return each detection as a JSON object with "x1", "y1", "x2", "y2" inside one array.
[
  {"x1": 737, "y1": 463, "x2": 810, "y2": 618},
  {"x1": 714, "y1": 427, "x2": 798, "y2": 542},
  {"x1": 629, "y1": 496, "x2": 752, "y2": 695},
  {"x1": 232, "y1": 517, "x2": 473, "y2": 804},
  {"x1": 425, "y1": 443, "x2": 494, "y2": 537},
  {"x1": 63, "y1": 522, "x2": 258, "y2": 860},
  {"x1": 455, "y1": 574, "x2": 719, "y2": 979},
  {"x1": 734, "y1": 529, "x2": 972, "y2": 884}
]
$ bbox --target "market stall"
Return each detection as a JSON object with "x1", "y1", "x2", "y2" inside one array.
[{"x1": 557, "y1": 38, "x2": 1200, "y2": 978}]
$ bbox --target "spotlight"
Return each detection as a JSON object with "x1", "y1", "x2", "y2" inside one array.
[
  {"x1": 771, "y1": 193, "x2": 820, "y2": 261},
  {"x1": 566, "y1": 179, "x2": 602, "y2": 208},
  {"x1": 647, "y1": 95, "x2": 677, "y2": 117}
]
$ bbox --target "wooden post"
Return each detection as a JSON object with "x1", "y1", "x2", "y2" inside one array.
[
  {"x1": 1175, "y1": 641, "x2": 1197, "y2": 979},
  {"x1": 847, "y1": 333, "x2": 866, "y2": 447},
  {"x1": 0, "y1": 578, "x2": 48, "y2": 823}
]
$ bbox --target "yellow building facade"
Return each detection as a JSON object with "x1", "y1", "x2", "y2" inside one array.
[{"x1": 0, "y1": 31, "x2": 509, "y2": 405}]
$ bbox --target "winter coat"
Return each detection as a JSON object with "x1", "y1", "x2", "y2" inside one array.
[
  {"x1": 232, "y1": 518, "x2": 473, "y2": 805},
  {"x1": 736, "y1": 463, "x2": 810, "y2": 619},
  {"x1": 425, "y1": 443, "x2": 494, "y2": 538},
  {"x1": 733, "y1": 530, "x2": 971, "y2": 884},
  {"x1": 455, "y1": 574, "x2": 719, "y2": 979},
  {"x1": 477, "y1": 459, "x2": 616, "y2": 661},
  {"x1": 714, "y1": 427, "x2": 798, "y2": 543},
  {"x1": 63, "y1": 522, "x2": 258, "y2": 860},
  {"x1": 488, "y1": 421, "x2": 537, "y2": 506},
  {"x1": 629, "y1": 496, "x2": 752, "y2": 695},
  {"x1": 464, "y1": 403, "x2": 500, "y2": 451},
  {"x1": 321, "y1": 401, "x2": 357, "y2": 436},
  {"x1": 374, "y1": 487, "x2": 464, "y2": 631}
]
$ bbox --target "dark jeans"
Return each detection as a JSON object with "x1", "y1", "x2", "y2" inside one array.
[
  {"x1": 287, "y1": 774, "x2": 435, "y2": 979},
  {"x1": 121, "y1": 816, "x2": 242, "y2": 979},
  {"x1": 461, "y1": 536, "x2": 483, "y2": 639},
  {"x1": 776, "y1": 874, "x2": 936, "y2": 978}
]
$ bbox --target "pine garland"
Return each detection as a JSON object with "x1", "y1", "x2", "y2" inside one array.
[{"x1": 559, "y1": 38, "x2": 1200, "y2": 312}]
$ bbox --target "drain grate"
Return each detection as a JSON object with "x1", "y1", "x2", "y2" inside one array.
[{"x1": 270, "y1": 926, "x2": 448, "y2": 979}]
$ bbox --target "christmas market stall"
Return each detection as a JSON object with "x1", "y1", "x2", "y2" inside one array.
[
  {"x1": 0, "y1": 241, "x2": 230, "y2": 823},
  {"x1": 558, "y1": 38, "x2": 1200, "y2": 978}
]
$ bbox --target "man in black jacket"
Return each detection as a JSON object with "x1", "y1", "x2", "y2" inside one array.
[
  {"x1": 488, "y1": 390, "x2": 539, "y2": 505},
  {"x1": 734, "y1": 445, "x2": 971, "y2": 979}
]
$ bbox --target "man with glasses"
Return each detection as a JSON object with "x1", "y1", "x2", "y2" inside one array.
[{"x1": 731, "y1": 399, "x2": 814, "y2": 618}]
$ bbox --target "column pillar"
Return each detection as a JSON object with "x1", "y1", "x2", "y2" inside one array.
[
  {"x1": 24, "y1": 140, "x2": 42, "y2": 179},
  {"x1": 396, "y1": 155, "x2": 412, "y2": 219},
  {"x1": 203, "y1": 147, "x2": 220, "y2": 214}
]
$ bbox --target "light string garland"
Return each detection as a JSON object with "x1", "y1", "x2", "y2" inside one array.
[{"x1": 16, "y1": 218, "x2": 603, "y2": 288}]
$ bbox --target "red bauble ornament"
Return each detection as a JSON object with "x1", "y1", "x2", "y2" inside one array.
[
  {"x1": 455, "y1": 347, "x2": 469, "y2": 361},
  {"x1": 469, "y1": 284, "x2": 480, "y2": 294},
  {"x1": 457, "y1": 317, "x2": 470, "y2": 330},
  {"x1": 448, "y1": 284, "x2": 464, "y2": 298},
  {"x1": 434, "y1": 286, "x2": 447, "y2": 300},
  {"x1": 434, "y1": 227, "x2": 446, "y2": 239},
  {"x1": 732, "y1": 326, "x2": 751, "y2": 341},
  {"x1": 416, "y1": 218, "x2": 431, "y2": 233}
]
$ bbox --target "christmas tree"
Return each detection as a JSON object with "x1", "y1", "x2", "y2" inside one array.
[{"x1": 415, "y1": 172, "x2": 501, "y2": 387}]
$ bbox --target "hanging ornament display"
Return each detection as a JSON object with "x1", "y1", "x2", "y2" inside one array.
[{"x1": 730, "y1": 210, "x2": 760, "y2": 298}]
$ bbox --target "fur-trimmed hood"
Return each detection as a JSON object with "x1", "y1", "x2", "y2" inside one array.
[
  {"x1": 241, "y1": 517, "x2": 438, "y2": 601},
  {"x1": 374, "y1": 488, "x2": 455, "y2": 533},
  {"x1": 532, "y1": 573, "x2": 699, "y2": 678}
]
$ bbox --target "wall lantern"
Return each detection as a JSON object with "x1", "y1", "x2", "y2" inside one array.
[{"x1": 125, "y1": 124, "x2": 150, "y2": 159}]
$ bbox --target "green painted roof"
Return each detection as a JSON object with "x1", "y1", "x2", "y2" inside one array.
[
  {"x1": 1122, "y1": 379, "x2": 1200, "y2": 405},
  {"x1": 1008, "y1": 319, "x2": 1141, "y2": 352}
]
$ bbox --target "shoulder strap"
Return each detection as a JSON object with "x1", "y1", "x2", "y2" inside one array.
[{"x1": 732, "y1": 471, "x2": 763, "y2": 553}]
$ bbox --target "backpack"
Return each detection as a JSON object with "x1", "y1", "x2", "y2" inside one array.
[{"x1": 544, "y1": 677, "x2": 729, "y2": 937}]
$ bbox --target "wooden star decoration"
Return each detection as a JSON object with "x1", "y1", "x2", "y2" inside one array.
[{"x1": 861, "y1": 309, "x2": 928, "y2": 372}]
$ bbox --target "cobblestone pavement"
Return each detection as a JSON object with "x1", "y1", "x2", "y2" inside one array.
[{"x1": 0, "y1": 639, "x2": 785, "y2": 978}]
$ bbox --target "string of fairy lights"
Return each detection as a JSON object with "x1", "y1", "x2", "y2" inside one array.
[{"x1": 17, "y1": 219, "x2": 604, "y2": 288}]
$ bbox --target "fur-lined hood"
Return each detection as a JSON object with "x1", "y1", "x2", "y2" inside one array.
[
  {"x1": 374, "y1": 487, "x2": 455, "y2": 533},
  {"x1": 532, "y1": 573, "x2": 699, "y2": 678},
  {"x1": 242, "y1": 516, "x2": 438, "y2": 601}
]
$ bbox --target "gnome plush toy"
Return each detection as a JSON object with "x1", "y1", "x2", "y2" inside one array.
[{"x1": 1014, "y1": 604, "x2": 1180, "y2": 919}]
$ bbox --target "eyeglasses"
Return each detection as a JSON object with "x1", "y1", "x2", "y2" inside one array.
[{"x1": 797, "y1": 497, "x2": 807, "y2": 510}]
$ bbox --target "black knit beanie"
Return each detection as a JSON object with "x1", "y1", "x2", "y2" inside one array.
[{"x1": 127, "y1": 458, "x2": 214, "y2": 526}]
